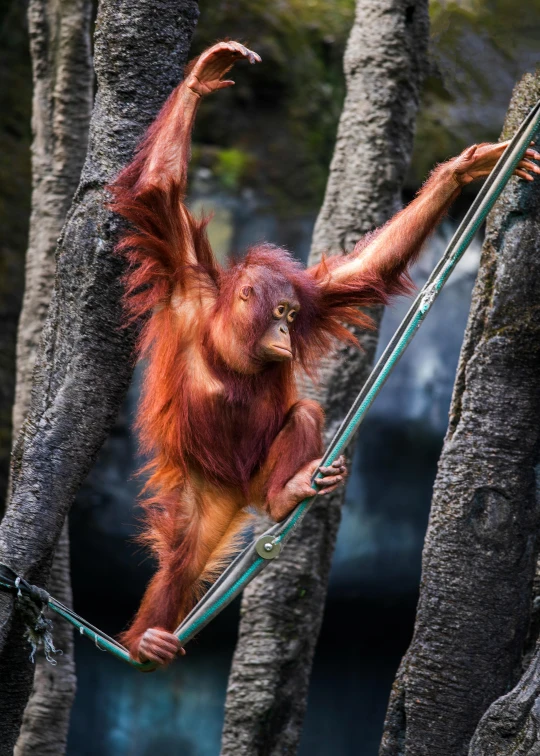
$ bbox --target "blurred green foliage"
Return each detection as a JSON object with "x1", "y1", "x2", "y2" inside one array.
[
  {"x1": 191, "y1": 0, "x2": 355, "y2": 212},
  {"x1": 191, "y1": 0, "x2": 540, "y2": 199},
  {"x1": 411, "y1": 0, "x2": 540, "y2": 183},
  {"x1": 214, "y1": 147, "x2": 255, "y2": 190}
]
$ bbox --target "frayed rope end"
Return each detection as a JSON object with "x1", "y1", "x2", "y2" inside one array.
[{"x1": 15, "y1": 576, "x2": 62, "y2": 665}]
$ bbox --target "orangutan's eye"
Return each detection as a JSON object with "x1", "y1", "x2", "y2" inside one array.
[
  {"x1": 273, "y1": 304, "x2": 286, "y2": 319},
  {"x1": 239, "y1": 285, "x2": 252, "y2": 301},
  {"x1": 287, "y1": 310, "x2": 297, "y2": 323}
]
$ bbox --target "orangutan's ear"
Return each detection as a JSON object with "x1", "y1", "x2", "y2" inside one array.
[{"x1": 239, "y1": 285, "x2": 252, "y2": 301}]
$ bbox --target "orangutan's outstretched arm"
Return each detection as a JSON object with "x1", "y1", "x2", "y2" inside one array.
[{"x1": 311, "y1": 141, "x2": 540, "y2": 297}]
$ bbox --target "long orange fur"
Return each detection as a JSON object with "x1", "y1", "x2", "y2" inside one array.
[{"x1": 107, "y1": 45, "x2": 458, "y2": 658}]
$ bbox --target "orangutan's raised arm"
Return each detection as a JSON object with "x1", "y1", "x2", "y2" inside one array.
[
  {"x1": 106, "y1": 42, "x2": 261, "y2": 321},
  {"x1": 112, "y1": 41, "x2": 260, "y2": 198},
  {"x1": 139, "y1": 41, "x2": 260, "y2": 193}
]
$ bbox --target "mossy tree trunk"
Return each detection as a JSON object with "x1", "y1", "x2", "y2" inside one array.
[
  {"x1": 380, "y1": 73, "x2": 540, "y2": 756},
  {"x1": 0, "y1": 1, "x2": 199, "y2": 752},
  {"x1": 221, "y1": 1, "x2": 429, "y2": 753},
  {"x1": 12, "y1": 0, "x2": 93, "y2": 753}
]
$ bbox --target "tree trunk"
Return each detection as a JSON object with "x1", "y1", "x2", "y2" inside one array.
[
  {"x1": 12, "y1": 0, "x2": 93, "y2": 752},
  {"x1": 0, "y1": 1, "x2": 199, "y2": 752},
  {"x1": 0, "y1": 0, "x2": 32, "y2": 513},
  {"x1": 380, "y1": 72, "x2": 540, "y2": 756},
  {"x1": 14, "y1": 526, "x2": 75, "y2": 756},
  {"x1": 13, "y1": 0, "x2": 93, "y2": 438},
  {"x1": 221, "y1": 1, "x2": 429, "y2": 753}
]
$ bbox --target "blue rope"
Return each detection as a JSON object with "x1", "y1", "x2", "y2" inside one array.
[{"x1": 177, "y1": 559, "x2": 264, "y2": 643}]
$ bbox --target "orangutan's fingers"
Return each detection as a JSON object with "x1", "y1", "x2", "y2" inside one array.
[
  {"x1": 515, "y1": 168, "x2": 534, "y2": 181},
  {"x1": 316, "y1": 473, "x2": 344, "y2": 488},
  {"x1": 518, "y1": 158, "x2": 540, "y2": 174}
]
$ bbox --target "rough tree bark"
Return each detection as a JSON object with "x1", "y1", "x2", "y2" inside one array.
[
  {"x1": 0, "y1": 0, "x2": 31, "y2": 512},
  {"x1": 13, "y1": 0, "x2": 93, "y2": 437},
  {"x1": 12, "y1": 0, "x2": 93, "y2": 753},
  {"x1": 0, "y1": 1, "x2": 199, "y2": 752},
  {"x1": 221, "y1": 1, "x2": 429, "y2": 753},
  {"x1": 380, "y1": 73, "x2": 540, "y2": 756}
]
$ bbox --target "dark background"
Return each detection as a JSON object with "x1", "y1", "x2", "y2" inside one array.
[{"x1": 2, "y1": 0, "x2": 540, "y2": 752}]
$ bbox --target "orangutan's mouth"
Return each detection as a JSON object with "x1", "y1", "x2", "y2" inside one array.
[{"x1": 271, "y1": 344, "x2": 293, "y2": 358}]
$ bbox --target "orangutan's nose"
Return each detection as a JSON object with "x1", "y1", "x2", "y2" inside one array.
[{"x1": 279, "y1": 324, "x2": 288, "y2": 334}]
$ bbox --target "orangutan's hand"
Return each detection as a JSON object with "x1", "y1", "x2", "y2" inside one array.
[
  {"x1": 449, "y1": 141, "x2": 540, "y2": 187},
  {"x1": 186, "y1": 41, "x2": 261, "y2": 97},
  {"x1": 267, "y1": 455, "x2": 348, "y2": 521},
  {"x1": 136, "y1": 628, "x2": 186, "y2": 668}
]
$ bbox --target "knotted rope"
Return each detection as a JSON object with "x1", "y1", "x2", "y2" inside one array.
[{"x1": 0, "y1": 564, "x2": 61, "y2": 664}]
